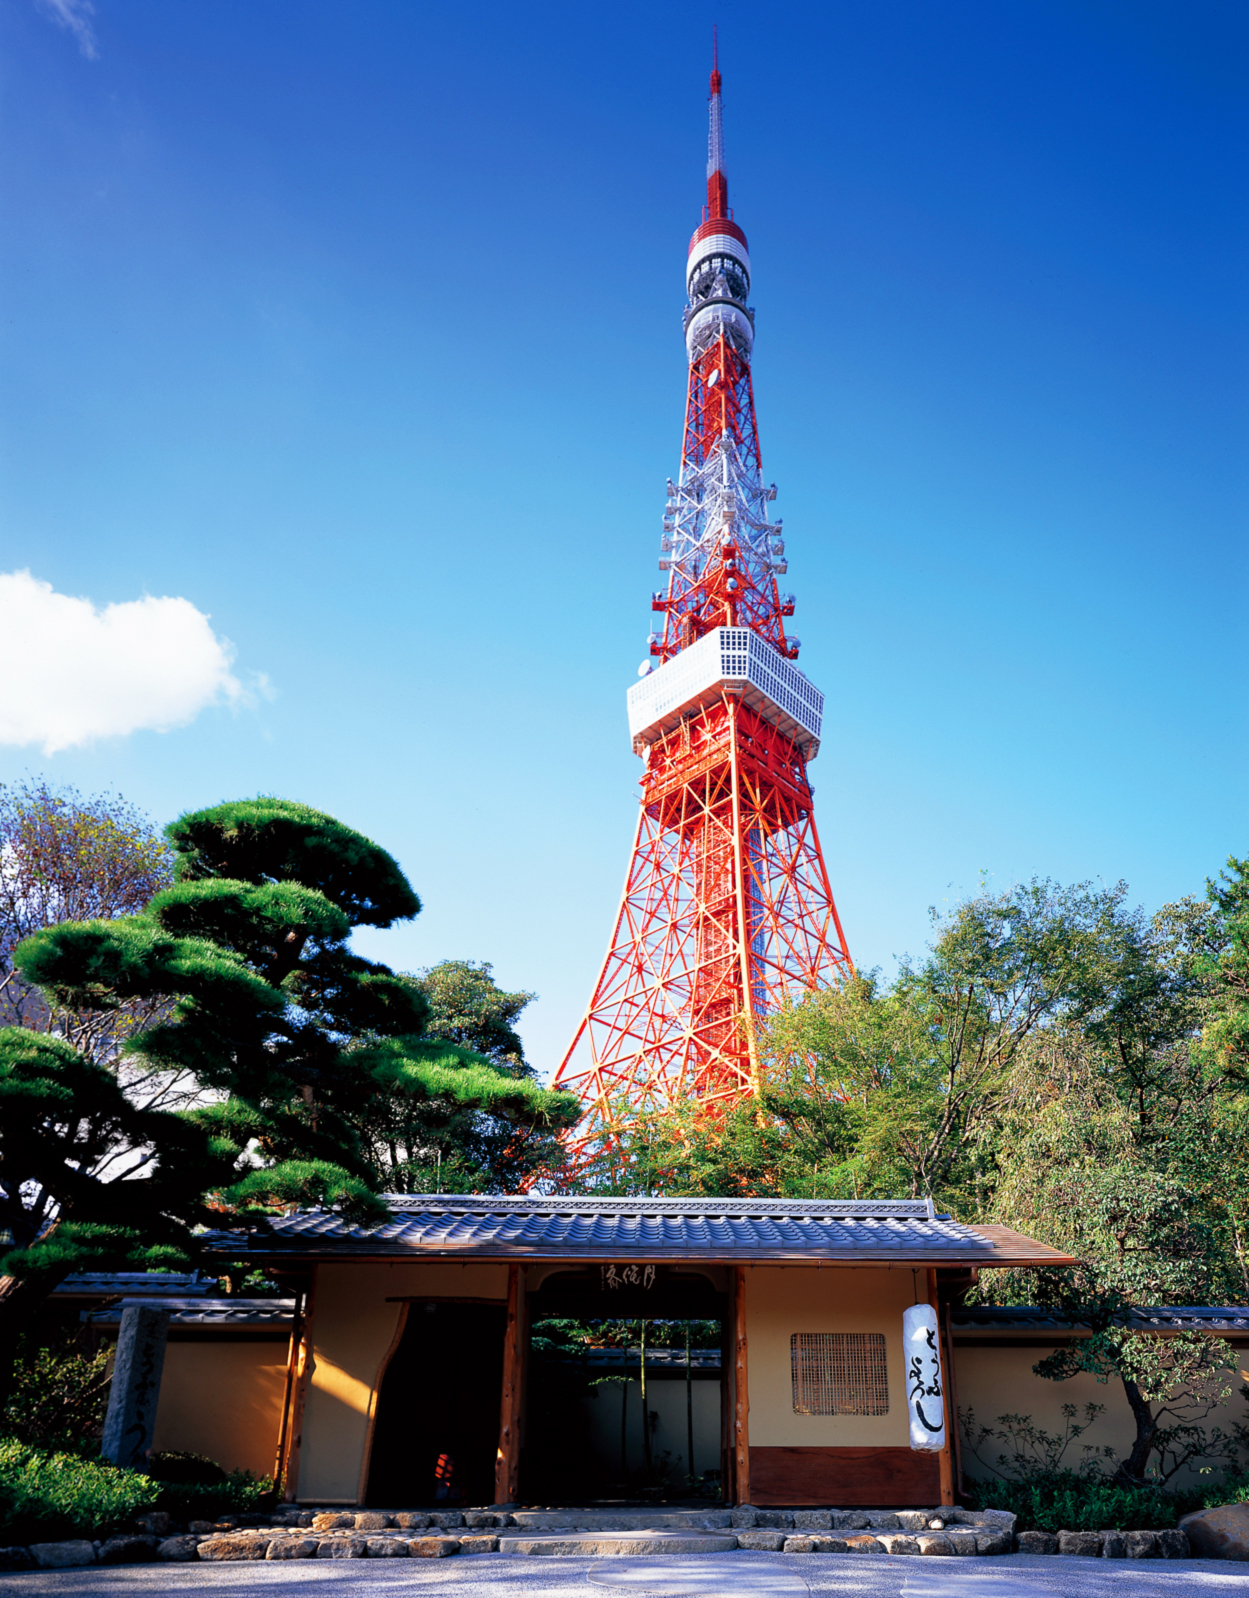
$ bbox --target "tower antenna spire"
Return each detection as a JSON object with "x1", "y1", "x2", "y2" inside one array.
[{"x1": 707, "y1": 30, "x2": 727, "y2": 220}]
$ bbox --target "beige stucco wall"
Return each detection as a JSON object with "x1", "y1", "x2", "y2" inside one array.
[
  {"x1": 152, "y1": 1340, "x2": 287, "y2": 1478},
  {"x1": 954, "y1": 1341, "x2": 1249, "y2": 1491},
  {"x1": 298, "y1": 1260, "x2": 511, "y2": 1504},
  {"x1": 581, "y1": 1376, "x2": 721, "y2": 1481},
  {"x1": 744, "y1": 1265, "x2": 916, "y2": 1448}
]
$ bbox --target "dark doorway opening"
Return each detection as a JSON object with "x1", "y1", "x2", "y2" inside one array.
[
  {"x1": 524, "y1": 1268, "x2": 727, "y2": 1506},
  {"x1": 366, "y1": 1301, "x2": 504, "y2": 1508}
]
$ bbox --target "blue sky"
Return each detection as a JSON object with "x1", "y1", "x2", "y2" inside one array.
[{"x1": 2, "y1": 0, "x2": 1245, "y2": 1075}]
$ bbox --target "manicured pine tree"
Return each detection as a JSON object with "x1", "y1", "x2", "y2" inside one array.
[{"x1": 0, "y1": 797, "x2": 579, "y2": 1401}]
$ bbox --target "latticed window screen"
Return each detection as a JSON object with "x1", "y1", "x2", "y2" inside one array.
[{"x1": 791, "y1": 1332, "x2": 889, "y2": 1416}]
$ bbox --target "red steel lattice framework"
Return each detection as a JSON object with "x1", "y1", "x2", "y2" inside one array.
[{"x1": 553, "y1": 53, "x2": 852, "y2": 1160}]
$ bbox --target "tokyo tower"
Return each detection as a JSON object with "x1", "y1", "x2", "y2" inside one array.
[{"x1": 554, "y1": 51, "x2": 853, "y2": 1159}]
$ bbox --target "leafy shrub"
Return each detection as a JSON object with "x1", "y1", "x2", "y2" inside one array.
[
  {"x1": 3, "y1": 1335, "x2": 111, "y2": 1454},
  {"x1": 148, "y1": 1458, "x2": 275, "y2": 1522},
  {"x1": 146, "y1": 1451, "x2": 227, "y2": 1486},
  {"x1": 967, "y1": 1469, "x2": 1183, "y2": 1531},
  {"x1": 0, "y1": 1440, "x2": 154, "y2": 1542},
  {"x1": 962, "y1": 1403, "x2": 1249, "y2": 1530},
  {"x1": 1199, "y1": 1470, "x2": 1249, "y2": 1509}
]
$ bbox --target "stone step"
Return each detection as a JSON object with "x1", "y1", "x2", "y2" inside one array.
[
  {"x1": 508, "y1": 1512, "x2": 733, "y2": 1532},
  {"x1": 499, "y1": 1531, "x2": 739, "y2": 1557}
]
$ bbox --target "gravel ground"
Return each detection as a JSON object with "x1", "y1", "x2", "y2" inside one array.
[{"x1": 1, "y1": 1552, "x2": 1247, "y2": 1598}]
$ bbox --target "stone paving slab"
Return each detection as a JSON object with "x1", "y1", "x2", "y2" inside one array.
[
  {"x1": 590, "y1": 1555, "x2": 810, "y2": 1593},
  {"x1": 499, "y1": 1532, "x2": 738, "y2": 1557},
  {"x1": 509, "y1": 1514, "x2": 734, "y2": 1532},
  {"x1": 0, "y1": 1550, "x2": 1244, "y2": 1596}
]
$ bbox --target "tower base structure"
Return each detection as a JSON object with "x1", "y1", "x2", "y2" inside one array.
[{"x1": 557, "y1": 669, "x2": 851, "y2": 1165}]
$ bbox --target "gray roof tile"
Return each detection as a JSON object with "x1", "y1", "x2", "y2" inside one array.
[
  {"x1": 205, "y1": 1193, "x2": 1049, "y2": 1264},
  {"x1": 953, "y1": 1304, "x2": 1249, "y2": 1333},
  {"x1": 84, "y1": 1297, "x2": 295, "y2": 1328}
]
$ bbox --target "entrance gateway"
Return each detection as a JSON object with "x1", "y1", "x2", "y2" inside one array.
[{"x1": 211, "y1": 1195, "x2": 1071, "y2": 1509}]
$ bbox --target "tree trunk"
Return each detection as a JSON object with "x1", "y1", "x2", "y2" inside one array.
[{"x1": 1112, "y1": 1374, "x2": 1159, "y2": 1485}]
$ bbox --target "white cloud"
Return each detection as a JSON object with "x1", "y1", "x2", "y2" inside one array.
[
  {"x1": 0, "y1": 570, "x2": 250, "y2": 754},
  {"x1": 34, "y1": 0, "x2": 98, "y2": 59}
]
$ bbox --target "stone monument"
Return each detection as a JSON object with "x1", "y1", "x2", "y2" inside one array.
[{"x1": 100, "y1": 1305, "x2": 171, "y2": 1468}]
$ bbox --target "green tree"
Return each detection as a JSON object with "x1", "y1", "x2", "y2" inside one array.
[
  {"x1": 412, "y1": 960, "x2": 536, "y2": 1078},
  {"x1": 0, "y1": 1026, "x2": 229, "y2": 1397},
  {"x1": 1200, "y1": 855, "x2": 1249, "y2": 1087},
  {"x1": 983, "y1": 892, "x2": 1249, "y2": 1484},
  {"x1": 614, "y1": 878, "x2": 1146, "y2": 1209},
  {"x1": 347, "y1": 960, "x2": 577, "y2": 1194},
  {"x1": 0, "y1": 797, "x2": 577, "y2": 1397},
  {"x1": 0, "y1": 780, "x2": 173, "y2": 1065}
]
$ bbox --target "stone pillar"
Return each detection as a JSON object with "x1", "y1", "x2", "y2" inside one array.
[{"x1": 100, "y1": 1305, "x2": 171, "y2": 1469}]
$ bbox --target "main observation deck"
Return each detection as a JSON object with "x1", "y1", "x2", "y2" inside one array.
[{"x1": 627, "y1": 627, "x2": 823, "y2": 757}]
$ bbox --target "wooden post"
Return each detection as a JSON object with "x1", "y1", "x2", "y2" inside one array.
[
  {"x1": 640, "y1": 1317, "x2": 652, "y2": 1479},
  {"x1": 281, "y1": 1267, "x2": 317, "y2": 1503},
  {"x1": 273, "y1": 1286, "x2": 305, "y2": 1490},
  {"x1": 927, "y1": 1267, "x2": 955, "y2": 1507},
  {"x1": 685, "y1": 1321, "x2": 695, "y2": 1486},
  {"x1": 941, "y1": 1297, "x2": 966, "y2": 1496},
  {"x1": 494, "y1": 1263, "x2": 523, "y2": 1504},
  {"x1": 733, "y1": 1265, "x2": 750, "y2": 1505},
  {"x1": 720, "y1": 1308, "x2": 733, "y2": 1501}
]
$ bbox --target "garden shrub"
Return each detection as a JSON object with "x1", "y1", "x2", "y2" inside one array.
[
  {"x1": 145, "y1": 1451, "x2": 227, "y2": 1486},
  {"x1": 962, "y1": 1402, "x2": 1249, "y2": 1530},
  {"x1": 3, "y1": 1335, "x2": 111, "y2": 1454},
  {"x1": 968, "y1": 1468, "x2": 1183, "y2": 1531},
  {"x1": 147, "y1": 1458, "x2": 275, "y2": 1522},
  {"x1": 0, "y1": 1440, "x2": 154, "y2": 1542}
]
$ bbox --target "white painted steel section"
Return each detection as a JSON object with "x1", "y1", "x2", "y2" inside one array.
[
  {"x1": 626, "y1": 627, "x2": 823, "y2": 757},
  {"x1": 685, "y1": 301, "x2": 754, "y2": 360},
  {"x1": 687, "y1": 234, "x2": 751, "y2": 285}
]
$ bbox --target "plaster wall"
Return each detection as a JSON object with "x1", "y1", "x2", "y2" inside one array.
[
  {"x1": 580, "y1": 1375, "x2": 721, "y2": 1482},
  {"x1": 744, "y1": 1266, "x2": 918, "y2": 1448},
  {"x1": 151, "y1": 1340, "x2": 287, "y2": 1477},
  {"x1": 299, "y1": 1260, "x2": 510, "y2": 1504},
  {"x1": 954, "y1": 1341, "x2": 1249, "y2": 1491}
]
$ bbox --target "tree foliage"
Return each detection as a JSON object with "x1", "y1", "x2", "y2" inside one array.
[
  {"x1": 610, "y1": 879, "x2": 1157, "y2": 1210},
  {"x1": 348, "y1": 961, "x2": 577, "y2": 1193},
  {"x1": 0, "y1": 796, "x2": 578, "y2": 1399},
  {"x1": 412, "y1": 960, "x2": 536, "y2": 1077},
  {"x1": 600, "y1": 871, "x2": 1249, "y2": 1486},
  {"x1": 0, "y1": 780, "x2": 172, "y2": 1062}
]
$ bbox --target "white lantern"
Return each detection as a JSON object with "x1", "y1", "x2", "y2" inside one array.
[{"x1": 902, "y1": 1303, "x2": 946, "y2": 1453}]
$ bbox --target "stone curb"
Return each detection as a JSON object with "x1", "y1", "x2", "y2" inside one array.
[
  {"x1": 0, "y1": 1508, "x2": 1198, "y2": 1568},
  {"x1": 1018, "y1": 1528, "x2": 1190, "y2": 1559}
]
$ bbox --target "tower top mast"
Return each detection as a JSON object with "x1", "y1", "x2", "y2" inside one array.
[{"x1": 707, "y1": 32, "x2": 728, "y2": 221}]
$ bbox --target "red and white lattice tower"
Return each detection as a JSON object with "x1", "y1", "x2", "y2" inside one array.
[{"x1": 553, "y1": 52, "x2": 853, "y2": 1160}]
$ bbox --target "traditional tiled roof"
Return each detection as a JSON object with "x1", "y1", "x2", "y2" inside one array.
[
  {"x1": 953, "y1": 1304, "x2": 1249, "y2": 1335},
  {"x1": 580, "y1": 1345, "x2": 721, "y2": 1371},
  {"x1": 205, "y1": 1194, "x2": 1071, "y2": 1267},
  {"x1": 53, "y1": 1271, "x2": 214, "y2": 1299},
  {"x1": 83, "y1": 1297, "x2": 295, "y2": 1329}
]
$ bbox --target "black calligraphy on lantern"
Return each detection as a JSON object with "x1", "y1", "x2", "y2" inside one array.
[{"x1": 907, "y1": 1328, "x2": 944, "y2": 1433}]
